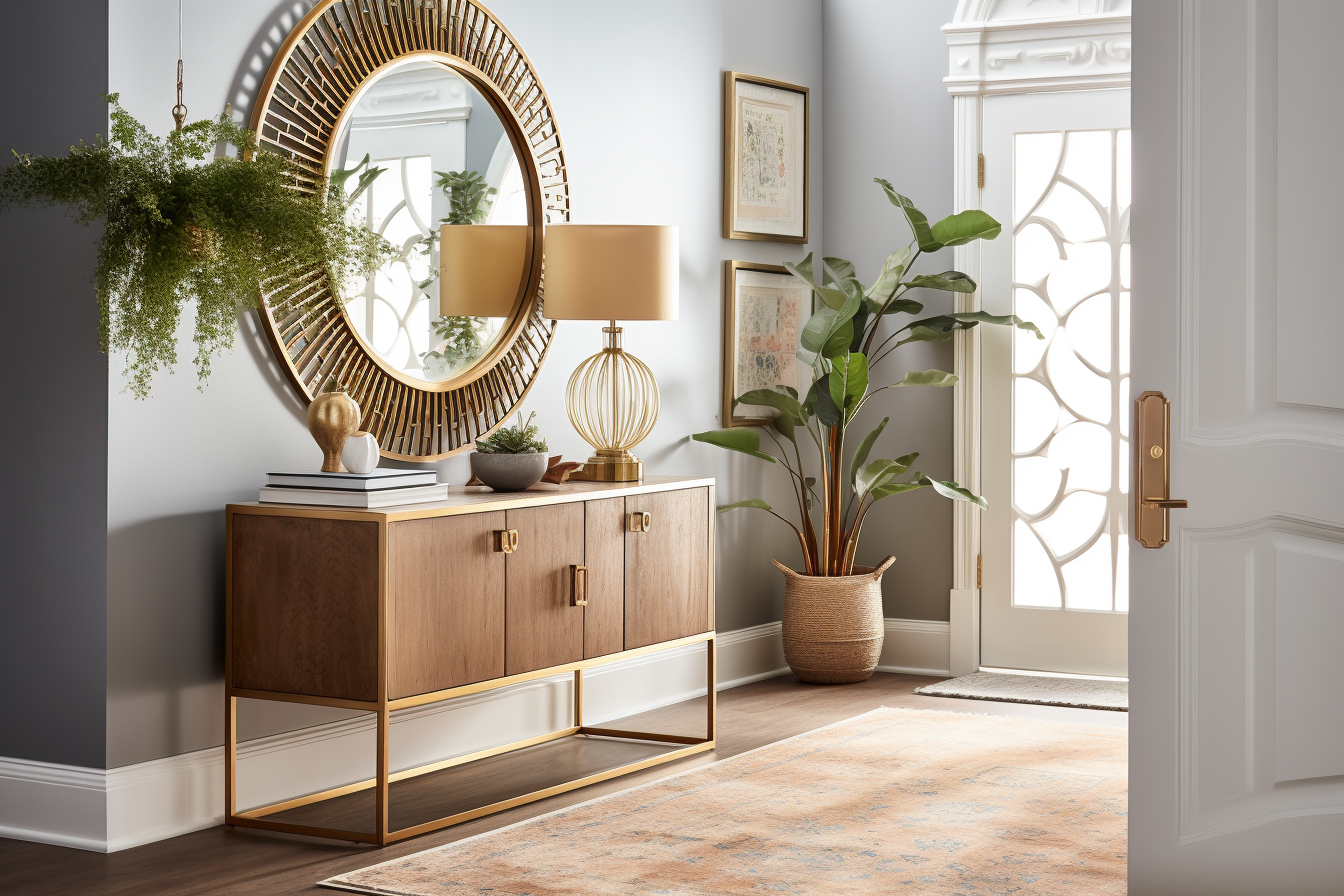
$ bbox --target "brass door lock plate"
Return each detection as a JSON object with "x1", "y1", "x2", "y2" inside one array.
[{"x1": 1135, "y1": 391, "x2": 1189, "y2": 548}]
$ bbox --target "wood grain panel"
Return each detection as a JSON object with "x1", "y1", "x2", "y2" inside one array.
[
  {"x1": 625, "y1": 488, "x2": 711, "y2": 649},
  {"x1": 230, "y1": 514, "x2": 379, "y2": 701},
  {"x1": 583, "y1": 497, "x2": 625, "y2": 658},
  {"x1": 505, "y1": 504, "x2": 585, "y2": 675},
  {"x1": 387, "y1": 513, "x2": 506, "y2": 700}
]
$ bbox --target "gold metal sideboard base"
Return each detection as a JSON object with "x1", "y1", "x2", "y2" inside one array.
[{"x1": 224, "y1": 632, "x2": 717, "y2": 846}]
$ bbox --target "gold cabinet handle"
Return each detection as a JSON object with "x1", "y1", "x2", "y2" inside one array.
[
  {"x1": 570, "y1": 564, "x2": 588, "y2": 606},
  {"x1": 627, "y1": 511, "x2": 651, "y2": 533},
  {"x1": 493, "y1": 528, "x2": 519, "y2": 553}
]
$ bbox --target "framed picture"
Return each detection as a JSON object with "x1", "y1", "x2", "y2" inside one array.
[
  {"x1": 723, "y1": 261, "x2": 808, "y2": 427},
  {"x1": 723, "y1": 71, "x2": 809, "y2": 243}
]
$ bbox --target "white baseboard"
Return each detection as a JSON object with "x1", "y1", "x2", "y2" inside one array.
[
  {"x1": 0, "y1": 622, "x2": 789, "y2": 854},
  {"x1": 0, "y1": 617, "x2": 947, "y2": 853},
  {"x1": 876, "y1": 618, "x2": 951, "y2": 677}
]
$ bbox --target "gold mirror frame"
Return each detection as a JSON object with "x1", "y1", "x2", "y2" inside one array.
[{"x1": 250, "y1": 0, "x2": 568, "y2": 460}]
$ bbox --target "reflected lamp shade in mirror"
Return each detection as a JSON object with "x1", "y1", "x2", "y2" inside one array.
[
  {"x1": 438, "y1": 224, "x2": 530, "y2": 318},
  {"x1": 541, "y1": 224, "x2": 680, "y2": 482}
]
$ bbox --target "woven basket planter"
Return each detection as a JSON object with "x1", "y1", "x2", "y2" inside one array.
[{"x1": 774, "y1": 556, "x2": 896, "y2": 684}]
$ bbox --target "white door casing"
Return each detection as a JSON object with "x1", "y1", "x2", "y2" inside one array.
[
  {"x1": 1131, "y1": 1, "x2": 1344, "y2": 891},
  {"x1": 944, "y1": 0, "x2": 1132, "y2": 674},
  {"x1": 980, "y1": 89, "x2": 1131, "y2": 676}
]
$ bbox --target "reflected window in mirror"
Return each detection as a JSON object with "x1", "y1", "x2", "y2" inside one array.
[{"x1": 334, "y1": 59, "x2": 528, "y2": 384}]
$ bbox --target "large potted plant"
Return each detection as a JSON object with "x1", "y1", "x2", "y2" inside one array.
[
  {"x1": 693, "y1": 179, "x2": 1040, "y2": 683},
  {"x1": 0, "y1": 95, "x2": 389, "y2": 397}
]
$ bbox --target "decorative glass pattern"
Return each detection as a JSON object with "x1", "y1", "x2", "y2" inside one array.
[{"x1": 1012, "y1": 129, "x2": 1130, "y2": 613}]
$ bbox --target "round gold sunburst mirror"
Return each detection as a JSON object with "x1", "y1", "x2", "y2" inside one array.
[{"x1": 250, "y1": 0, "x2": 568, "y2": 460}]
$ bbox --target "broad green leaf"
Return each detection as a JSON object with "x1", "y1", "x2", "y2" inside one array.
[
  {"x1": 831, "y1": 352, "x2": 869, "y2": 420},
  {"x1": 784, "y1": 254, "x2": 817, "y2": 289},
  {"x1": 882, "y1": 298, "x2": 924, "y2": 316},
  {"x1": 930, "y1": 209, "x2": 1002, "y2": 246},
  {"x1": 734, "y1": 388, "x2": 804, "y2": 423},
  {"x1": 812, "y1": 373, "x2": 842, "y2": 426},
  {"x1": 906, "y1": 271, "x2": 977, "y2": 293},
  {"x1": 864, "y1": 247, "x2": 911, "y2": 301},
  {"x1": 691, "y1": 428, "x2": 778, "y2": 463},
  {"x1": 856, "y1": 458, "x2": 904, "y2": 497},
  {"x1": 796, "y1": 347, "x2": 818, "y2": 368},
  {"x1": 718, "y1": 498, "x2": 773, "y2": 513},
  {"x1": 891, "y1": 369, "x2": 958, "y2": 388},
  {"x1": 949, "y1": 310, "x2": 1043, "y2": 338},
  {"x1": 822, "y1": 319, "x2": 854, "y2": 360},
  {"x1": 814, "y1": 283, "x2": 852, "y2": 310},
  {"x1": 849, "y1": 417, "x2": 890, "y2": 488},
  {"x1": 898, "y1": 325, "x2": 958, "y2": 345},
  {"x1": 822, "y1": 256, "x2": 857, "y2": 284},
  {"x1": 771, "y1": 412, "x2": 796, "y2": 443},
  {"x1": 800, "y1": 307, "x2": 838, "y2": 353},
  {"x1": 875, "y1": 178, "x2": 942, "y2": 253},
  {"x1": 848, "y1": 306, "x2": 870, "y2": 352},
  {"x1": 870, "y1": 480, "x2": 929, "y2": 500},
  {"x1": 780, "y1": 385, "x2": 799, "y2": 399},
  {"x1": 917, "y1": 474, "x2": 988, "y2": 508},
  {"x1": 802, "y1": 380, "x2": 819, "y2": 416}
]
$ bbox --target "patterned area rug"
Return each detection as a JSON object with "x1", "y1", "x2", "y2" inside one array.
[
  {"x1": 322, "y1": 708, "x2": 1126, "y2": 895},
  {"x1": 914, "y1": 672, "x2": 1129, "y2": 711}
]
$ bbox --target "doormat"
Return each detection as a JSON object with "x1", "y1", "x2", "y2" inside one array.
[
  {"x1": 321, "y1": 707, "x2": 1126, "y2": 895},
  {"x1": 915, "y1": 671, "x2": 1128, "y2": 711}
]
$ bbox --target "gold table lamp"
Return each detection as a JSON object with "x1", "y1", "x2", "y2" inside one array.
[{"x1": 543, "y1": 225, "x2": 679, "y2": 482}]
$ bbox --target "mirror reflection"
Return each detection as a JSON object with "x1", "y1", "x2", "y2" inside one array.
[{"x1": 334, "y1": 59, "x2": 529, "y2": 383}]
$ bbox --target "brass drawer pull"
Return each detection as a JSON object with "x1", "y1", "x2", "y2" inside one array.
[
  {"x1": 627, "y1": 511, "x2": 651, "y2": 533},
  {"x1": 570, "y1": 564, "x2": 588, "y2": 606},
  {"x1": 493, "y1": 529, "x2": 519, "y2": 553}
]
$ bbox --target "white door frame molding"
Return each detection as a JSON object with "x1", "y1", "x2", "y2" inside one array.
[{"x1": 943, "y1": 0, "x2": 1131, "y2": 675}]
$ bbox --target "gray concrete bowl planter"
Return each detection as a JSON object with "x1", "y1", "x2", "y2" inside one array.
[{"x1": 470, "y1": 451, "x2": 548, "y2": 491}]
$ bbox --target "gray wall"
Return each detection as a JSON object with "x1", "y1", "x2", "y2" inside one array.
[
  {"x1": 0, "y1": 1, "x2": 111, "y2": 767},
  {"x1": 823, "y1": 0, "x2": 958, "y2": 621},
  {"x1": 104, "y1": 0, "x2": 824, "y2": 767}
]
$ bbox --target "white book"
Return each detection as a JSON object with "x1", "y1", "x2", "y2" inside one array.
[
  {"x1": 259, "y1": 483, "x2": 449, "y2": 508},
  {"x1": 266, "y1": 469, "x2": 438, "y2": 491}
]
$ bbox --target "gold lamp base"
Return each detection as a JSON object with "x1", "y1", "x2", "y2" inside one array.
[{"x1": 565, "y1": 324, "x2": 659, "y2": 483}]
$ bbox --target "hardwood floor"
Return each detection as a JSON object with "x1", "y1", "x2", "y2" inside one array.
[{"x1": 0, "y1": 672, "x2": 1125, "y2": 895}]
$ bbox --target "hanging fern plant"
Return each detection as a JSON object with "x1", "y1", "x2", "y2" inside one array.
[{"x1": 0, "y1": 94, "x2": 390, "y2": 397}]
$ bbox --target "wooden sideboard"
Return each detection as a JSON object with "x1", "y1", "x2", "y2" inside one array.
[{"x1": 224, "y1": 476, "x2": 715, "y2": 846}]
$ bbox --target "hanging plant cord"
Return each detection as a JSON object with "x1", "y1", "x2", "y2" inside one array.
[{"x1": 172, "y1": 0, "x2": 187, "y2": 132}]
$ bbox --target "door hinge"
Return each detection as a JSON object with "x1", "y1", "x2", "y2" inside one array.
[
  {"x1": 976, "y1": 554, "x2": 983, "y2": 589},
  {"x1": 977, "y1": 153, "x2": 985, "y2": 189}
]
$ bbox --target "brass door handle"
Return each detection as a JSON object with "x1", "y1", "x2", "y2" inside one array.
[
  {"x1": 627, "y1": 511, "x2": 651, "y2": 533},
  {"x1": 1135, "y1": 391, "x2": 1189, "y2": 548},
  {"x1": 570, "y1": 564, "x2": 588, "y2": 606},
  {"x1": 493, "y1": 529, "x2": 519, "y2": 553}
]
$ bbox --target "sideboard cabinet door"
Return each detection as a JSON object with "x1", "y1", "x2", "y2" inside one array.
[
  {"x1": 231, "y1": 515, "x2": 380, "y2": 701},
  {"x1": 624, "y1": 487, "x2": 711, "y2": 649},
  {"x1": 583, "y1": 497, "x2": 625, "y2": 659},
  {"x1": 388, "y1": 513, "x2": 505, "y2": 699},
  {"x1": 505, "y1": 503, "x2": 586, "y2": 675}
]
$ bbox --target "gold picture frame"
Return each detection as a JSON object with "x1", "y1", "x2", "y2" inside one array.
[
  {"x1": 723, "y1": 71, "x2": 809, "y2": 243},
  {"x1": 722, "y1": 261, "x2": 808, "y2": 427}
]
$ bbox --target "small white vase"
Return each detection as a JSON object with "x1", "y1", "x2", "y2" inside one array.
[{"x1": 341, "y1": 431, "x2": 380, "y2": 474}]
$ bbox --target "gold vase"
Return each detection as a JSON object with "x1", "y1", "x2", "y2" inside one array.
[{"x1": 307, "y1": 392, "x2": 361, "y2": 473}]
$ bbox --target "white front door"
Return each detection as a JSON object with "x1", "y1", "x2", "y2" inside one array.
[
  {"x1": 980, "y1": 89, "x2": 1131, "y2": 676},
  {"x1": 1131, "y1": 1, "x2": 1344, "y2": 890}
]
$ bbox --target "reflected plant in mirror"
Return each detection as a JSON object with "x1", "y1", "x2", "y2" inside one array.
[{"x1": 333, "y1": 59, "x2": 529, "y2": 385}]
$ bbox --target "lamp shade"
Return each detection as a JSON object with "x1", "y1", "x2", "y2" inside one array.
[
  {"x1": 438, "y1": 224, "x2": 529, "y2": 317},
  {"x1": 542, "y1": 225, "x2": 679, "y2": 321}
]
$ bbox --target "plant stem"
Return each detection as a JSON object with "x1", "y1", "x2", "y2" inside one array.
[{"x1": 825, "y1": 424, "x2": 845, "y2": 575}]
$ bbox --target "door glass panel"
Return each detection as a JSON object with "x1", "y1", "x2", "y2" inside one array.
[{"x1": 1012, "y1": 129, "x2": 1130, "y2": 613}]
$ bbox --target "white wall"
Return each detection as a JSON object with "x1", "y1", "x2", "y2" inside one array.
[
  {"x1": 105, "y1": 0, "x2": 823, "y2": 768},
  {"x1": 823, "y1": 0, "x2": 959, "y2": 621}
]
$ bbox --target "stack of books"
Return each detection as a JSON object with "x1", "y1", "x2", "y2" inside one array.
[{"x1": 259, "y1": 469, "x2": 448, "y2": 508}]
